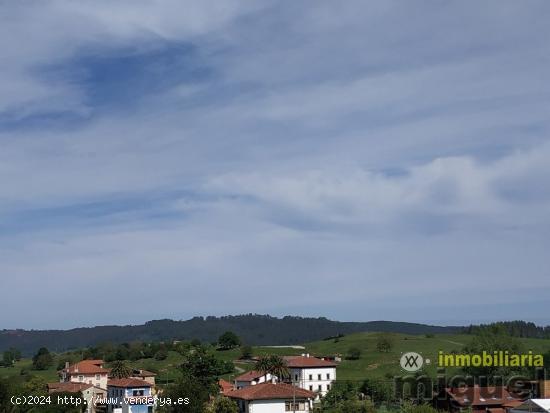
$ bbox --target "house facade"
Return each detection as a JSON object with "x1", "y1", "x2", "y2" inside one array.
[
  {"x1": 227, "y1": 382, "x2": 315, "y2": 413},
  {"x1": 48, "y1": 382, "x2": 106, "y2": 413},
  {"x1": 107, "y1": 378, "x2": 154, "y2": 413},
  {"x1": 284, "y1": 355, "x2": 337, "y2": 397},
  {"x1": 234, "y1": 370, "x2": 274, "y2": 389},
  {"x1": 60, "y1": 360, "x2": 110, "y2": 390},
  {"x1": 129, "y1": 369, "x2": 157, "y2": 388}
]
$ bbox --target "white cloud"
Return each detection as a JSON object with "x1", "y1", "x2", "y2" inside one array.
[{"x1": 0, "y1": 1, "x2": 549, "y2": 327}]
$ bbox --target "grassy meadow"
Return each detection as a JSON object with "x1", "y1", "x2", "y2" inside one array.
[{"x1": 2, "y1": 332, "x2": 549, "y2": 385}]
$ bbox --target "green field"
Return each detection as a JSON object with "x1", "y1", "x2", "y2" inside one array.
[
  {"x1": 2, "y1": 333, "x2": 549, "y2": 385},
  {"x1": 304, "y1": 332, "x2": 550, "y2": 380}
]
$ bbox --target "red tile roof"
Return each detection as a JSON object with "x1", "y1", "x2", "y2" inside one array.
[
  {"x1": 219, "y1": 379, "x2": 234, "y2": 395},
  {"x1": 48, "y1": 382, "x2": 93, "y2": 393},
  {"x1": 108, "y1": 378, "x2": 152, "y2": 388},
  {"x1": 227, "y1": 382, "x2": 315, "y2": 401},
  {"x1": 446, "y1": 386, "x2": 522, "y2": 407},
  {"x1": 65, "y1": 360, "x2": 110, "y2": 375},
  {"x1": 235, "y1": 370, "x2": 266, "y2": 382},
  {"x1": 283, "y1": 356, "x2": 337, "y2": 368}
]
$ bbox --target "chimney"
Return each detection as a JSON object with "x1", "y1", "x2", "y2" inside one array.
[{"x1": 65, "y1": 362, "x2": 70, "y2": 370}]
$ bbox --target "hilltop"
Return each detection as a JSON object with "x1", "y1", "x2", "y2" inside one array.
[{"x1": 0, "y1": 315, "x2": 461, "y2": 355}]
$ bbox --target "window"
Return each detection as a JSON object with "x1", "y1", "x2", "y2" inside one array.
[
  {"x1": 308, "y1": 374, "x2": 312, "y2": 380},
  {"x1": 326, "y1": 373, "x2": 330, "y2": 380},
  {"x1": 309, "y1": 385, "x2": 313, "y2": 391},
  {"x1": 96, "y1": 374, "x2": 101, "y2": 380},
  {"x1": 294, "y1": 374, "x2": 298, "y2": 381},
  {"x1": 318, "y1": 374, "x2": 321, "y2": 380},
  {"x1": 78, "y1": 375, "x2": 84, "y2": 382},
  {"x1": 318, "y1": 384, "x2": 322, "y2": 392},
  {"x1": 327, "y1": 384, "x2": 331, "y2": 391},
  {"x1": 132, "y1": 389, "x2": 145, "y2": 396},
  {"x1": 285, "y1": 401, "x2": 306, "y2": 411}
]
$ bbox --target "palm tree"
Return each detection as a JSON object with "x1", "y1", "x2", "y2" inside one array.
[
  {"x1": 268, "y1": 355, "x2": 290, "y2": 382},
  {"x1": 109, "y1": 360, "x2": 132, "y2": 379},
  {"x1": 255, "y1": 355, "x2": 290, "y2": 383}
]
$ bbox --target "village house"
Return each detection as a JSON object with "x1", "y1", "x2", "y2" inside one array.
[
  {"x1": 227, "y1": 382, "x2": 315, "y2": 413},
  {"x1": 106, "y1": 378, "x2": 154, "y2": 413},
  {"x1": 234, "y1": 370, "x2": 274, "y2": 389},
  {"x1": 444, "y1": 386, "x2": 524, "y2": 413},
  {"x1": 48, "y1": 382, "x2": 106, "y2": 413},
  {"x1": 283, "y1": 354, "x2": 337, "y2": 397},
  {"x1": 60, "y1": 360, "x2": 110, "y2": 390},
  {"x1": 129, "y1": 369, "x2": 157, "y2": 387}
]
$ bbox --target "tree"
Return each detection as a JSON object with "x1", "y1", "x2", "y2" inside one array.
[
  {"x1": 205, "y1": 396, "x2": 239, "y2": 413},
  {"x1": 322, "y1": 380, "x2": 358, "y2": 408},
  {"x1": 376, "y1": 335, "x2": 393, "y2": 353},
  {"x1": 240, "y1": 345, "x2": 253, "y2": 360},
  {"x1": 109, "y1": 360, "x2": 132, "y2": 379},
  {"x1": 160, "y1": 376, "x2": 208, "y2": 413},
  {"x1": 180, "y1": 346, "x2": 227, "y2": 389},
  {"x1": 160, "y1": 346, "x2": 230, "y2": 412},
  {"x1": 401, "y1": 401, "x2": 440, "y2": 413},
  {"x1": 1, "y1": 348, "x2": 21, "y2": 367},
  {"x1": 346, "y1": 347, "x2": 362, "y2": 360},
  {"x1": 360, "y1": 378, "x2": 395, "y2": 404},
  {"x1": 461, "y1": 329, "x2": 525, "y2": 377},
  {"x1": 2, "y1": 351, "x2": 13, "y2": 367},
  {"x1": 155, "y1": 349, "x2": 169, "y2": 361},
  {"x1": 24, "y1": 376, "x2": 48, "y2": 395},
  {"x1": 218, "y1": 331, "x2": 241, "y2": 350},
  {"x1": 32, "y1": 347, "x2": 54, "y2": 370},
  {"x1": 255, "y1": 355, "x2": 289, "y2": 382}
]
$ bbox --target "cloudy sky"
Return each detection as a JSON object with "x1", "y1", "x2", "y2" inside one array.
[{"x1": 1, "y1": 1, "x2": 549, "y2": 329}]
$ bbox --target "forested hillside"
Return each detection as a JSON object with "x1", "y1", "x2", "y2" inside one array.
[{"x1": 0, "y1": 315, "x2": 460, "y2": 355}]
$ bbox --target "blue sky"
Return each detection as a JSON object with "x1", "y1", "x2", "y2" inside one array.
[{"x1": 1, "y1": 1, "x2": 549, "y2": 329}]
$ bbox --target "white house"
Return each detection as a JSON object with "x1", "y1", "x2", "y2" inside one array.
[
  {"x1": 106, "y1": 378, "x2": 154, "y2": 413},
  {"x1": 234, "y1": 370, "x2": 274, "y2": 389},
  {"x1": 284, "y1": 355, "x2": 337, "y2": 397},
  {"x1": 227, "y1": 382, "x2": 315, "y2": 413},
  {"x1": 60, "y1": 360, "x2": 110, "y2": 390}
]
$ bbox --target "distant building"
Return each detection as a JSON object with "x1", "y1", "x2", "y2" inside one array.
[
  {"x1": 129, "y1": 369, "x2": 157, "y2": 387},
  {"x1": 444, "y1": 386, "x2": 524, "y2": 413},
  {"x1": 234, "y1": 370, "x2": 274, "y2": 389},
  {"x1": 107, "y1": 378, "x2": 154, "y2": 413},
  {"x1": 227, "y1": 382, "x2": 315, "y2": 413},
  {"x1": 284, "y1": 355, "x2": 337, "y2": 397},
  {"x1": 48, "y1": 382, "x2": 106, "y2": 413},
  {"x1": 60, "y1": 360, "x2": 110, "y2": 390}
]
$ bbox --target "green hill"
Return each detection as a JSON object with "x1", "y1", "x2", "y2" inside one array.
[
  {"x1": 0, "y1": 315, "x2": 461, "y2": 355},
  {"x1": 2, "y1": 332, "x2": 549, "y2": 385}
]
